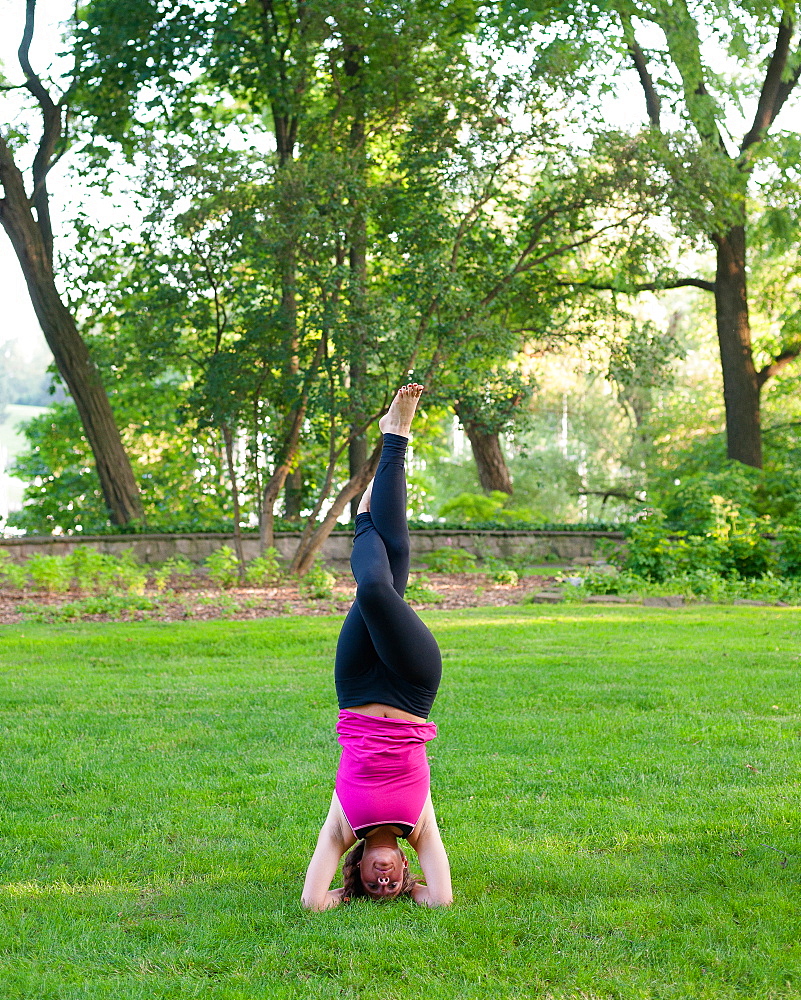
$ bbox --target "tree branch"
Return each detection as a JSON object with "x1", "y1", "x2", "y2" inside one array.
[
  {"x1": 762, "y1": 419, "x2": 801, "y2": 436},
  {"x1": 619, "y1": 12, "x2": 661, "y2": 128},
  {"x1": 578, "y1": 488, "x2": 638, "y2": 502},
  {"x1": 659, "y1": 0, "x2": 728, "y2": 154},
  {"x1": 756, "y1": 346, "x2": 801, "y2": 388},
  {"x1": 17, "y1": 0, "x2": 64, "y2": 266},
  {"x1": 472, "y1": 212, "x2": 646, "y2": 315},
  {"x1": 556, "y1": 276, "x2": 715, "y2": 293},
  {"x1": 18, "y1": 0, "x2": 55, "y2": 113},
  {"x1": 773, "y1": 49, "x2": 801, "y2": 118},
  {"x1": 288, "y1": 437, "x2": 382, "y2": 576},
  {"x1": 448, "y1": 141, "x2": 527, "y2": 272},
  {"x1": 741, "y1": 15, "x2": 797, "y2": 155}
]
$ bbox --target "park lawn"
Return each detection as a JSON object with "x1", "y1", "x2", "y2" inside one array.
[{"x1": 0, "y1": 605, "x2": 798, "y2": 1000}]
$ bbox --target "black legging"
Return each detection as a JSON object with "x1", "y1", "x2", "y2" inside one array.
[{"x1": 335, "y1": 433, "x2": 442, "y2": 718}]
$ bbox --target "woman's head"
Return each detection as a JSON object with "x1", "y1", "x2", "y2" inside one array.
[{"x1": 341, "y1": 839, "x2": 420, "y2": 902}]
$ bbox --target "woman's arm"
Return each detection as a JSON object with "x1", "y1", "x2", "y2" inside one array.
[
  {"x1": 301, "y1": 793, "x2": 355, "y2": 911},
  {"x1": 408, "y1": 795, "x2": 453, "y2": 907}
]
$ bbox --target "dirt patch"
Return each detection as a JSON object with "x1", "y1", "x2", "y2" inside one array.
[{"x1": 0, "y1": 572, "x2": 564, "y2": 625}]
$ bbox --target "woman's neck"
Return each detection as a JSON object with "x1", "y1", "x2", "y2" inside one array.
[{"x1": 363, "y1": 827, "x2": 400, "y2": 849}]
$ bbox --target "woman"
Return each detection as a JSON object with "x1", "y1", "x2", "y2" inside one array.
[{"x1": 302, "y1": 384, "x2": 453, "y2": 910}]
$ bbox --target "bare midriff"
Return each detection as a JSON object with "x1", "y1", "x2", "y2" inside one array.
[{"x1": 346, "y1": 702, "x2": 427, "y2": 724}]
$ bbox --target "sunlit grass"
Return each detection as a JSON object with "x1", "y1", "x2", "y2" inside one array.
[{"x1": 0, "y1": 606, "x2": 799, "y2": 998}]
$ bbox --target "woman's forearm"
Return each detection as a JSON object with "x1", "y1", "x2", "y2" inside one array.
[{"x1": 301, "y1": 821, "x2": 348, "y2": 910}]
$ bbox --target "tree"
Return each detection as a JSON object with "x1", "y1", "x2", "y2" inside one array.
[
  {"x1": 0, "y1": 0, "x2": 143, "y2": 524},
  {"x1": 501, "y1": 0, "x2": 801, "y2": 468},
  {"x1": 72, "y1": 0, "x2": 481, "y2": 525},
  {"x1": 33, "y1": 2, "x2": 663, "y2": 562},
  {"x1": 8, "y1": 394, "x2": 233, "y2": 536},
  {"x1": 607, "y1": 312, "x2": 687, "y2": 465},
  {"x1": 444, "y1": 363, "x2": 538, "y2": 495}
]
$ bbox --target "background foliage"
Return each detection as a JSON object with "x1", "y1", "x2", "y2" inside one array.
[{"x1": 2, "y1": 0, "x2": 801, "y2": 554}]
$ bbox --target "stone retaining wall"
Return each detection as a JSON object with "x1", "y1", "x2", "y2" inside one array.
[{"x1": 0, "y1": 528, "x2": 624, "y2": 569}]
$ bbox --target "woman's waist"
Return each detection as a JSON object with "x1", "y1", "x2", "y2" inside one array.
[
  {"x1": 336, "y1": 709, "x2": 437, "y2": 744},
  {"x1": 344, "y1": 702, "x2": 427, "y2": 724}
]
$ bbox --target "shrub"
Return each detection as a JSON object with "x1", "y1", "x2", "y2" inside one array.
[
  {"x1": 668, "y1": 569, "x2": 731, "y2": 600},
  {"x1": 659, "y1": 463, "x2": 761, "y2": 534},
  {"x1": 21, "y1": 593, "x2": 156, "y2": 622},
  {"x1": 25, "y1": 554, "x2": 71, "y2": 593},
  {"x1": 476, "y1": 547, "x2": 518, "y2": 577},
  {"x1": 727, "y1": 528, "x2": 777, "y2": 578},
  {"x1": 777, "y1": 526, "x2": 801, "y2": 577},
  {"x1": 244, "y1": 548, "x2": 283, "y2": 586},
  {"x1": 562, "y1": 567, "x2": 801, "y2": 605},
  {"x1": 420, "y1": 547, "x2": 477, "y2": 573},
  {"x1": 568, "y1": 569, "x2": 641, "y2": 596},
  {"x1": 205, "y1": 546, "x2": 241, "y2": 588},
  {"x1": 298, "y1": 560, "x2": 336, "y2": 600},
  {"x1": 5, "y1": 548, "x2": 151, "y2": 596},
  {"x1": 151, "y1": 555, "x2": 195, "y2": 592},
  {"x1": 742, "y1": 573, "x2": 801, "y2": 604},
  {"x1": 623, "y1": 520, "x2": 675, "y2": 580},
  {"x1": 0, "y1": 551, "x2": 28, "y2": 589},
  {"x1": 677, "y1": 534, "x2": 730, "y2": 576},
  {"x1": 66, "y1": 547, "x2": 118, "y2": 593},
  {"x1": 437, "y1": 491, "x2": 542, "y2": 526},
  {"x1": 664, "y1": 571, "x2": 801, "y2": 604},
  {"x1": 111, "y1": 549, "x2": 149, "y2": 595},
  {"x1": 438, "y1": 491, "x2": 509, "y2": 522},
  {"x1": 593, "y1": 537, "x2": 623, "y2": 563},
  {"x1": 404, "y1": 574, "x2": 443, "y2": 604},
  {"x1": 491, "y1": 568, "x2": 519, "y2": 585},
  {"x1": 623, "y1": 520, "x2": 750, "y2": 580}
]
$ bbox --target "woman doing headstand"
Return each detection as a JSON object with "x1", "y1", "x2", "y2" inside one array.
[{"x1": 302, "y1": 384, "x2": 452, "y2": 910}]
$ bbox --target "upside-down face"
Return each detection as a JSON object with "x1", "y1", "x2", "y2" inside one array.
[{"x1": 358, "y1": 844, "x2": 408, "y2": 900}]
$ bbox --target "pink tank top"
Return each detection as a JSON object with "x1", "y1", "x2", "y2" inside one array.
[{"x1": 335, "y1": 709, "x2": 438, "y2": 838}]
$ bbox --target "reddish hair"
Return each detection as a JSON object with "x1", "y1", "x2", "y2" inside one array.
[{"x1": 341, "y1": 840, "x2": 421, "y2": 903}]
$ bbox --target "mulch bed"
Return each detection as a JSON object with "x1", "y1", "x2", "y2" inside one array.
[{"x1": 0, "y1": 572, "x2": 563, "y2": 625}]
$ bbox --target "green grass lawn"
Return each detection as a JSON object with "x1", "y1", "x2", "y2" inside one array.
[{"x1": 0, "y1": 605, "x2": 799, "y2": 999}]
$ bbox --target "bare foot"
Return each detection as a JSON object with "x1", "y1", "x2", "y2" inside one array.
[
  {"x1": 378, "y1": 384, "x2": 424, "y2": 439},
  {"x1": 357, "y1": 478, "x2": 374, "y2": 515}
]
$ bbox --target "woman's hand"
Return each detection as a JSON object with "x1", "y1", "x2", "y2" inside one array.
[
  {"x1": 410, "y1": 881, "x2": 451, "y2": 907},
  {"x1": 305, "y1": 886, "x2": 345, "y2": 911}
]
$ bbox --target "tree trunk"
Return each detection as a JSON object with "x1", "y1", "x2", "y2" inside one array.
[
  {"x1": 713, "y1": 224, "x2": 762, "y2": 468},
  {"x1": 457, "y1": 411, "x2": 514, "y2": 494},
  {"x1": 260, "y1": 404, "x2": 306, "y2": 553},
  {"x1": 284, "y1": 467, "x2": 303, "y2": 520},
  {"x1": 269, "y1": 139, "x2": 304, "y2": 532},
  {"x1": 290, "y1": 440, "x2": 382, "y2": 576},
  {"x1": 348, "y1": 429, "x2": 368, "y2": 519},
  {"x1": 345, "y1": 39, "x2": 369, "y2": 521},
  {"x1": 222, "y1": 423, "x2": 245, "y2": 578},
  {"x1": 277, "y1": 246, "x2": 305, "y2": 525},
  {"x1": 258, "y1": 332, "x2": 328, "y2": 551},
  {"x1": 0, "y1": 141, "x2": 144, "y2": 524}
]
